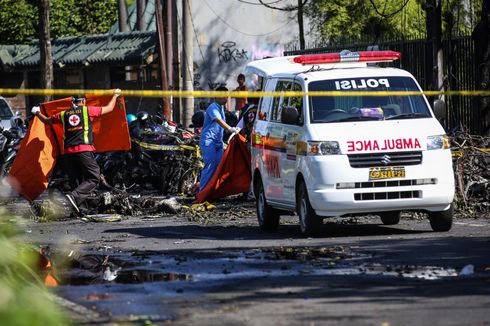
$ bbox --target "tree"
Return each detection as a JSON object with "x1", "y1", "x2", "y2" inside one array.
[
  {"x1": 118, "y1": 0, "x2": 129, "y2": 32},
  {"x1": 443, "y1": 0, "x2": 482, "y2": 37},
  {"x1": 258, "y1": 0, "x2": 308, "y2": 50},
  {"x1": 0, "y1": 0, "x2": 37, "y2": 44},
  {"x1": 305, "y1": 0, "x2": 425, "y2": 43},
  {"x1": 304, "y1": 0, "x2": 481, "y2": 44},
  {"x1": 0, "y1": 0, "x2": 119, "y2": 45},
  {"x1": 68, "y1": 0, "x2": 118, "y2": 35},
  {"x1": 38, "y1": 0, "x2": 53, "y2": 102},
  {"x1": 473, "y1": 0, "x2": 490, "y2": 136}
]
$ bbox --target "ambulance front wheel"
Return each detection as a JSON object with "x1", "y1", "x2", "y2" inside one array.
[
  {"x1": 255, "y1": 176, "x2": 280, "y2": 231},
  {"x1": 428, "y1": 204, "x2": 453, "y2": 232},
  {"x1": 379, "y1": 211, "x2": 401, "y2": 225},
  {"x1": 297, "y1": 182, "x2": 323, "y2": 236}
]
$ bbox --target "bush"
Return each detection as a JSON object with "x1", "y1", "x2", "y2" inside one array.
[{"x1": 0, "y1": 209, "x2": 68, "y2": 326}]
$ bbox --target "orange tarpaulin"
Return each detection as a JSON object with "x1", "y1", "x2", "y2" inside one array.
[
  {"x1": 7, "y1": 95, "x2": 130, "y2": 202},
  {"x1": 195, "y1": 133, "x2": 251, "y2": 203}
]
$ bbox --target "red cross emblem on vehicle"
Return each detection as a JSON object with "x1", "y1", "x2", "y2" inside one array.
[{"x1": 68, "y1": 114, "x2": 80, "y2": 127}]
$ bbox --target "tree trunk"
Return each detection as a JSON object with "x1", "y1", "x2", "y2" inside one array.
[
  {"x1": 137, "y1": 0, "x2": 146, "y2": 31},
  {"x1": 472, "y1": 0, "x2": 490, "y2": 136},
  {"x1": 298, "y1": 0, "x2": 305, "y2": 50},
  {"x1": 155, "y1": 0, "x2": 170, "y2": 118},
  {"x1": 38, "y1": 0, "x2": 53, "y2": 103},
  {"x1": 118, "y1": 0, "x2": 129, "y2": 32}
]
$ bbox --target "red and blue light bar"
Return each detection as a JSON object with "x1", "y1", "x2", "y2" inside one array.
[{"x1": 293, "y1": 50, "x2": 401, "y2": 65}]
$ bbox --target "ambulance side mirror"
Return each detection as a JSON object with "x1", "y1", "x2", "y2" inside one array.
[
  {"x1": 281, "y1": 106, "x2": 299, "y2": 125},
  {"x1": 433, "y1": 99, "x2": 446, "y2": 120}
]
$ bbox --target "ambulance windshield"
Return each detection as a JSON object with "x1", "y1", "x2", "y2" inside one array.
[{"x1": 308, "y1": 76, "x2": 431, "y2": 123}]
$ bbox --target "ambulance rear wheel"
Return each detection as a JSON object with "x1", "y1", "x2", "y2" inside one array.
[
  {"x1": 255, "y1": 177, "x2": 280, "y2": 231},
  {"x1": 428, "y1": 204, "x2": 453, "y2": 232},
  {"x1": 379, "y1": 211, "x2": 401, "y2": 225},
  {"x1": 297, "y1": 182, "x2": 322, "y2": 236}
]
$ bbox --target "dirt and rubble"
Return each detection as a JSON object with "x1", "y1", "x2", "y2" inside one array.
[
  {"x1": 0, "y1": 130, "x2": 488, "y2": 227},
  {"x1": 450, "y1": 132, "x2": 490, "y2": 218}
]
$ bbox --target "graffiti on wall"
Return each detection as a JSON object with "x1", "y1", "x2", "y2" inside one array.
[
  {"x1": 194, "y1": 72, "x2": 228, "y2": 90},
  {"x1": 218, "y1": 41, "x2": 248, "y2": 63},
  {"x1": 207, "y1": 80, "x2": 227, "y2": 90},
  {"x1": 193, "y1": 73, "x2": 201, "y2": 88}
]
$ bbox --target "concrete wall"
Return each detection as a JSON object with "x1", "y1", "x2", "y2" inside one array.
[{"x1": 180, "y1": 0, "x2": 309, "y2": 108}]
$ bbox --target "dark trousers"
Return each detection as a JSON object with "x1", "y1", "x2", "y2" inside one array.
[{"x1": 62, "y1": 151, "x2": 100, "y2": 210}]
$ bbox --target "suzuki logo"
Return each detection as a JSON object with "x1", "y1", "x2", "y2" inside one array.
[{"x1": 381, "y1": 154, "x2": 392, "y2": 165}]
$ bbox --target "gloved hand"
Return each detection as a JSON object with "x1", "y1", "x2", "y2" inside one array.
[
  {"x1": 31, "y1": 106, "x2": 40, "y2": 115},
  {"x1": 114, "y1": 88, "x2": 122, "y2": 97},
  {"x1": 227, "y1": 126, "x2": 240, "y2": 134}
]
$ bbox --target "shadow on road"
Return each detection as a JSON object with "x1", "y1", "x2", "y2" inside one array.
[{"x1": 104, "y1": 222, "x2": 429, "y2": 240}]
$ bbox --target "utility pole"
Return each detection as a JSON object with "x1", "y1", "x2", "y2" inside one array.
[
  {"x1": 172, "y1": 0, "x2": 181, "y2": 123},
  {"x1": 165, "y1": 0, "x2": 174, "y2": 113},
  {"x1": 38, "y1": 0, "x2": 53, "y2": 103},
  {"x1": 182, "y1": 0, "x2": 194, "y2": 128},
  {"x1": 155, "y1": 0, "x2": 170, "y2": 118},
  {"x1": 118, "y1": 0, "x2": 129, "y2": 32}
]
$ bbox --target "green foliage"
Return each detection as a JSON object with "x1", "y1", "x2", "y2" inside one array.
[
  {"x1": 75, "y1": 0, "x2": 118, "y2": 35},
  {"x1": 305, "y1": 0, "x2": 426, "y2": 43},
  {"x1": 0, "y1": 210, "x2": 68, "y2": 325},
  {"x1": 443, "y1": 0, "x2": 483, "y2": 36},
  {"x1": 0, "y1": 0, "x2": 37, "y2": 44},
  {"x1": 0, "y1": 0, "x2": 118, "y2": 45},
  {"x1": 50, "y1": 0, "x2": 81, "y2": 37},
  {"x1": 305, "y1": 0, "x2": 482, "y2": 43}
]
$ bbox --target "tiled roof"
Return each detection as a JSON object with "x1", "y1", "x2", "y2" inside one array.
[{"x1": 0, "y1": 31, "x2": 157, "y2": 69}]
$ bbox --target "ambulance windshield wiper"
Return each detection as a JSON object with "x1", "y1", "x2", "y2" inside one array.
[
  {"x1": 328, "y1": 116, "x2": 383, "y2": 123},
  {"x1": 385, "y1": 113, "x2": 430, "y2": 120}
]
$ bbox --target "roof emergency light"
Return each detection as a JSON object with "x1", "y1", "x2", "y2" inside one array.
[{"x1": 293, "y1": 50, "x2": 401, "y2": 65}]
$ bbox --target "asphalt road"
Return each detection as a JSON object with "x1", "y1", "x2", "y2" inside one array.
[{"x1": 9, "y1": 197, "x2": 490, "y2": 326}]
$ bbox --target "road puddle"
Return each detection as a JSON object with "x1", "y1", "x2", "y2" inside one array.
[
  {"x1": 51, "y1": 246, "x2": 463, "y2": 287},
  {"x1": 49, "y1": 246, "x2": 479, "y2": 321},
  {"x1": 116, "y1": 269, "x2": 192, "y2": 283}
]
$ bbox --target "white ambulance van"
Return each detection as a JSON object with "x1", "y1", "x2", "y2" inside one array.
[{"x1": 245, "y1": 50, "x2": 454, "y2": 236}]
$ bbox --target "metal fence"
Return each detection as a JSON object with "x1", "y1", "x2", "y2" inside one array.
[{"x1": 285, "y1": 36, "x2": 481, "y2": 135}]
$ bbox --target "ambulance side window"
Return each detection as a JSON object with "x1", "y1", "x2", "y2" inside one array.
[
  {"x1": 257, "y1": 78, "x2": 276, "y2": 121},
  {"x1": 288, "y1": 82, "x2": 303, "y2": 125},
  {"x1": 271, "y1": 80, "x2": 292, "y2": 122}
]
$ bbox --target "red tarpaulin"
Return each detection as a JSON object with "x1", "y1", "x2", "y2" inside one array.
[
  {"x1": 7, "y1": 95, "x2": 130, "y2": 202},
  {"x1": 195, "y1": 133, "x2": 251, "y2": 203}
]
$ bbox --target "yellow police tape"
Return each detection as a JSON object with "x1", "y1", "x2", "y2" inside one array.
[
  {"x1": 3, "y1": 88, "x2": 490, "y2": 98},
  {"x1": 452, "y1": 148, "x2": 490, "y2": 157},
  {"x1": 133, "y1": 139, "x2": 196, "y2": 151}
]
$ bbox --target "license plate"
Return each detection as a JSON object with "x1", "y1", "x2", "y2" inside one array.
[{"x1": 369, "y1": 166, "x2": 405, "y2": 180}]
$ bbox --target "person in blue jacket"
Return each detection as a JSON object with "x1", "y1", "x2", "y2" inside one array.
[{"x1": 199, "y1": 86, "x2": 239, "y2": 192}]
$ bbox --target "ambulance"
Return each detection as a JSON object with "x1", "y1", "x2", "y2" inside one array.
[{"x1": 245, "y1": 50, "x2": 455, "y2": 236}]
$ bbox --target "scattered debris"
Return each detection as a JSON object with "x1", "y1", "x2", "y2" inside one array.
[
  {"x1": 459, "y1": 264, "x2": 475, "y2": 276},
  {"x1": 81, "y1": 214, "x2": 123, "y2": 223},
  {"x1": 450, "y1": 132, "x2": 490, "y2": 218},
  {"x1": 20, "y1": 130, "x2": 490, "y2": 222},
  {"x1": 262, "y1": 246, "x2": 352, "y2": 261}
]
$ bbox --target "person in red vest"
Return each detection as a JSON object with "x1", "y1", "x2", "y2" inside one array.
[{"x1": 30, "y1": 89, "x2": 121, "y2": 216}]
